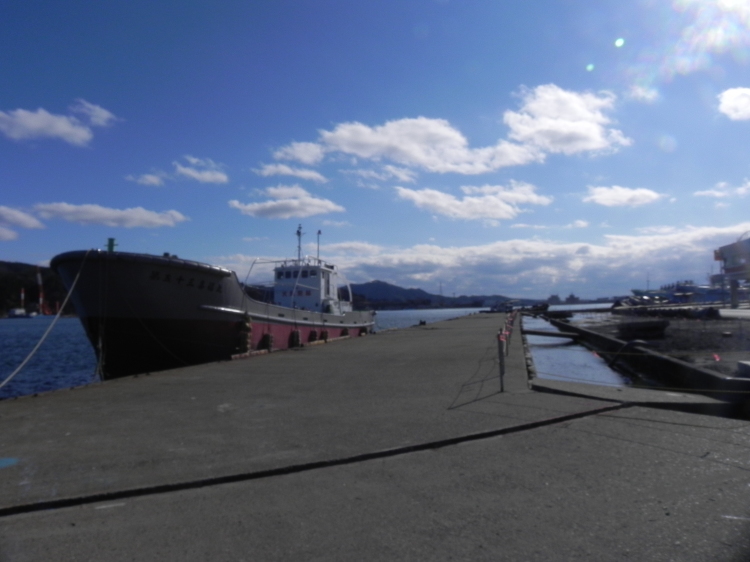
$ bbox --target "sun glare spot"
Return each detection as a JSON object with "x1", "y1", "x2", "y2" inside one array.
[
  {"x1": 627, "y1": 1, "x2": 750, "y2": 91},
  {"x1": 615, "y1": 38, "x2": 625, "y2": 48},
  {"x1": 658, "y1": 134, "x2": 677, "y2": 153}
]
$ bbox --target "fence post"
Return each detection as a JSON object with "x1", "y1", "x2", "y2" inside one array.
[{"x1": 497, "y1": 330, "x2": 505, "y2": 392}]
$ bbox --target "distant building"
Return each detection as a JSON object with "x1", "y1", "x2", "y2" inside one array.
[
  {"x1": 564, "y1": 293, "x2": 580, "y2": 304},
  {"x1": 547, "y1": 294, "x2": 561, "y2": 304},
  {"x1": 714, "y1": 236, "x2": 750, "y2": 308}
]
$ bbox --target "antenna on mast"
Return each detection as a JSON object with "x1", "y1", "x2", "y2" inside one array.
[
  {"x1": 296, "y1": 224, "x2": 303, "y2": 261},
  {"x1": 317, "y1": 230, "x2": 322, "y2": 260}
]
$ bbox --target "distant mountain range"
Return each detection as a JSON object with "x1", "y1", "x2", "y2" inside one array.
[
  {"x1": 0, "y1": 260, "x2": 542, "y2": 315},
  {"x1": 350, "y1": 280, "x2": 543, "y2": 310}
]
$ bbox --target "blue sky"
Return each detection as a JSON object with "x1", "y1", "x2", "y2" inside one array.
[{"x1": 2, "y1": 0, "x2": 750, "y2": 299}]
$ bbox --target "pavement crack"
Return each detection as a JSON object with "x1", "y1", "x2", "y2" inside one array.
[{"x1": 0, "y1": 402, "x2": 630, "y2": 519}]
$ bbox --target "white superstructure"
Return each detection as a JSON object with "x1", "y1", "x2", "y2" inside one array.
[{"x1": 273, "y1": 258, "x2": 353, "y2": 315}]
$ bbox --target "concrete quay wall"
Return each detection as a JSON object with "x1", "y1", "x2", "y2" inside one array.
[{"x1": 2, "y1": 313, "x2": 750, "y2": 561}]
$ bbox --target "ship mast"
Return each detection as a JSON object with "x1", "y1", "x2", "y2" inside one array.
[{"x1": 296, "y1": 224, "x2": 303, "y2": 262}]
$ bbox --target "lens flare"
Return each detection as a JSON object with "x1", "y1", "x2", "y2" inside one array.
[
  {"x1": 627, "y1": 1, "x2": 750, "y2": 92},
  {"x1": 615, "y1": 38, "x2": 625, "y2": 48},
  {"x1": 658, "y1": 134, "x2": 677, "y2": 152}
]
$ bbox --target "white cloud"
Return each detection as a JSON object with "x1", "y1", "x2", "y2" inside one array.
[
  {"x1": 126, "y1": 173, "x2": 166, "y2": 186},
  {"x1": 718, "y1": 88, "x2": 750, "y2": 120},
  {"x1": 70, "y1": 99, "x2": 117, "y2": 127},
  {"x1": 0, "y1": 206, "x2": 45, "y2": 229},
  {"x1": 0, "y1": 108, "x2": 92, "y2": 146},
  {"x1": 510, "y1": 223, "x2": 550, "y2": 230},
  {"x1": 383, "y1": 165, "x2": 418, "y2": 183},
  {"x1": 0, "y1": 206, "x2": 45, "y2": 240},
  {"x1": 395, "y1": 181, "x2": 552, "y2": 221},
  {"x1": 213, "y1": 222, "x2": 750, "y2": 297},
  {"x1": 693, "y1": 188, "x2": 729, "y2": 198},
  {"x1": 0, "y1": 225, "x2": 18, "y2": 241},
  {"x1": 345, "y1": 169, "x2": 387, "y2": 181},
  {"x1": 583, "y1": 185, "x2": 663, "y2": 207},
  {"x1": 273, "y1": 141, "x2": 325, "y2": 165},
  {"x1": 636, "y1": 225, "x2": 677, "y2": 235},
  {"x1": 254, "y1": 163, "x2": 327, "y2": 183},
  {"x1": 271, "y1": 85, "x2": 629, "y2": 176},
  {"x1": 275, "y1": 117, "x2": 543, "y2": 175},
  {"x1": 0, "y1": 100, "x2": 116, "y2": 146},
  {"x1": 503, "y1": 84, "x2": 632, "y2": 155},
  {"x1": 627, "y1": 85, "x2": 660, "y2": 103},
  {"x1": 568, "y1": 220, "x2": 589, "y2": 228},
  {"x1": 317, "y1": 117, "x2": 542, "y2": 174},
  {"x1": 34, "y1": 203, "x2": 188, "y2": 228},
  {"x1": 173, "y1": 156, "x2": 229, "y2": 184},
  {"x1": 320, "y1": 241, "x2": 383, "y2": 256},
  {"x1": 694, "y1": 179, "x2": 750, "y2": 198},
  {"x1": 281, "y1": 222, "x2": 750, "y2": 296},
  {"x1": 344, "y1": 165, "x2": 419, "y2": 183},
  {"x1": 229, "y1": 185, "x2": 345, "y2": 219}
]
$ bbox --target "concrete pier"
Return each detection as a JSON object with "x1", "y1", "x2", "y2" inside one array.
[{"x1": 2, "y1": 313, "x2": 750, "y2": 560}]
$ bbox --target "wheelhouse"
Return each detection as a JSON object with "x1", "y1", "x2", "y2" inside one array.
[{"x1": 273, "y1": 258, "x2": 353, "y2": 315}]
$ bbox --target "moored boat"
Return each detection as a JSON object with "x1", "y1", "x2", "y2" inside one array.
[
  {"x1": 7, "y1": 308, "x2": 35, "y2": 319},
  {"x1": 51, "y1": 231, "x2": 375, "y2": 379}
]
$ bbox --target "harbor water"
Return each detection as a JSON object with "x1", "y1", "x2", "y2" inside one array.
[
  {"x1": 1, "y1": 308, "x2": 485, "y2": 400},
  {"x1": 373, "y1": 307, "x2": 485, "y2": 331},
  {"x1": 0, "y1": 317, "x2": 98, "y2": 401},
  {"x1": 523, "y1": 309, "x2": 630, "y2": 387}
]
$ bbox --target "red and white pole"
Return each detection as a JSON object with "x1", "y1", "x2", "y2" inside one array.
[{"x1": 36, "y1": 269, "x2": 44, "y2": 314}]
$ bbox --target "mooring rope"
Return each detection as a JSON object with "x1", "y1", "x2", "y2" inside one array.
[{"x1": 0, "y1": 250, "x2": 91, "y2": 392}]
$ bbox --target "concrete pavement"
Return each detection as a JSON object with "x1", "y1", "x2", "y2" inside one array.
[{"x1": 2, "y1": 313, "x2": 750, "y2": 560}]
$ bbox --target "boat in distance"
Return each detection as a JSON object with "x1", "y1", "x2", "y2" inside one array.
[{"x1": 51, "y1": 235, "x2": 375, "y2": 380}]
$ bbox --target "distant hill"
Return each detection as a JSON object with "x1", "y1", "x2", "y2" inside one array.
[
  {"x1": 0, "y1": 261, "x2": 71, "y2": 315},
  {"x1": 351, "y1": 280, "x2": 434, "y2": 304},
  {"x1": 0, "y1": 260, "x2": 542, "y2": 316},
  {"x1": 350, "y1": 280, "x2": 542, "y2": 310}
]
